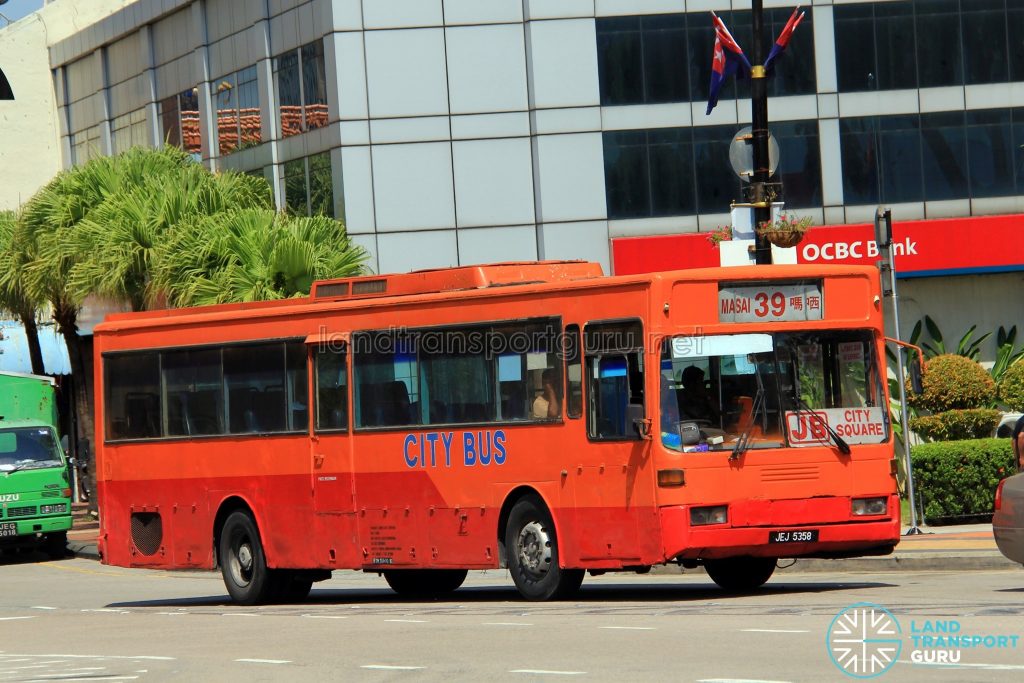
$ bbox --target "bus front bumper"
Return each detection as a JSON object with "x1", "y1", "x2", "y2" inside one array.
[
  {"x1": 0, "y1": 516, "x2": 73, "y2": 547},
  {"x1": 660, "y1": 494, "x2": 901, "y2": 561}
]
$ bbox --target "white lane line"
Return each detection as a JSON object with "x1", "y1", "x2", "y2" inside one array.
[
  {"x1": 29, "y1": 607, "x2": 58, "y2": 611},
  {"x1": 25, "y1": 678, "x2": 139, "y2": 682},
  {"x1": 510, "y1": 670, "x2": 586, "y2": 676},
  {"x1": 80, "y1": 609, "x2": 129, "y2": 614},
  {"x1": 65, "y1": 668, "x2": 107, "y2": 672},
  {"x1": 0, "y1": 617, "x2": 34, "y2": 621},
  {"x1": 384, "y1": 619, "x2": 427, "y2": 623},
  {"x1": 221, "y1": 613, "x2": 260, "y2": 618},
  {"x1": 697, "y1": 679, "x2": 794, "y2": 683},
  {"x1": 740, "y1": 629, "x2": 810, "y2": 634},
  {"x1": 301, "y1": 614, "x2": 347, "y2": 619},
  {"x1": 155, "y1": 612, "x2": 187, "y2": 616},
  {"x1": 898, "y1": 660, "x2": 1024, "y2": 671},
  {"x1": 235, "y1": 659, "x2": 291, "y2": 665},
  {"x1": 361, "y1": 665, "x2": 426, "y2": 671},
  {"x1": 599, "y1": 626, "x2": 655, "y2": 631},
  {"x1": 0, "y1": 655, "x2": 174, "y2": 661},
  {"x1": 483, "y1": 622, "x2": 533, "y2": 627}
]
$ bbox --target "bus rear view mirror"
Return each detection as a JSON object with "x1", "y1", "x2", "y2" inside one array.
[{"x1": 909, "y1": 355, "x2": 923, "y2": 395}]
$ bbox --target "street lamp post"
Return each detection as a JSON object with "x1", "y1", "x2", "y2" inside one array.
[{"x1": 749, "y1": 0, "x2": 772, "y2": 265}]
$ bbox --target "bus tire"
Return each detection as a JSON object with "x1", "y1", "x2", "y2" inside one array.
[
  {"x1": 505, "y1": 496, "x2": 584, "y2": 601},
  {"x1": 219, "y1": 511, "x2": 273, "y2": 606},
  {"x1": 383, "y1": 569, "x2": 468, "y2": 597},
  {"x1": 45, "y1": 531, "x2": 68, "y2": 559},
  {"x1": 704, "y1": 557, "x2": 776, "y2": 592}
]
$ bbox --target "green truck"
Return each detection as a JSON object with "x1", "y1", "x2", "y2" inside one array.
[{"x1": 0, "y1": 371, "x2": 73, "y2": 557}]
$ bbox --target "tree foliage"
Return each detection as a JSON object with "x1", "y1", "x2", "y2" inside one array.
[
  {"x1": 908, "y1": 354, "x2": 996, "y2": 413},
  {"x1": 998, "y1": 359, "x2": 1024, "y2": 413}
]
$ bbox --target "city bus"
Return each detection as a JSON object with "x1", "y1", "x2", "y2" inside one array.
[{"x1": 93, "y1": 261, "x2": 900, "y2": 603}]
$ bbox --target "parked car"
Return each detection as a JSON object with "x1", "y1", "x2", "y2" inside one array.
[{"x1": 996, "y1": 413, "x2": 1023, "y2": 438}]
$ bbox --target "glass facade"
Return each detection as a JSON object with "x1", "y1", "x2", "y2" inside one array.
[
  {"x1": 284, "y1": 151, "x2": 335, "y2": 218},
  {"x1": 157, "y1": 89, "x2": 201, "y2": 156},
  {"x1": 214, "y1": 65, "x2": 261, "y2": 156},
  {"x1": 835, "y1": 0, "x2": 1024, "y2": 92},
  {"x1": 597, "y1": 9, "x2": 816, "y2": 106},
  {"x1": 839, "y1": 108, "x2": 1024, "y2": 205},
  {"x1": 603, "y1": 121, "x2": 821, "y2": 219},
  {"x1": 274, "y1": 40, "x2": 328, "y2": 139},
  {"x1": 111, "y1": 109, "x2": 149, "y2": 155}
]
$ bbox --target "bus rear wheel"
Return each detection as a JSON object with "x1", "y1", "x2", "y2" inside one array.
[
  {"x1": 219, "y1": 511, "x2": 273, "y2": 605},
  {"x1": 704, "y1": 557, "x2": 776, "y2": 592},
  {"x1": 383, "y1": 569, "x2": 468, "y2": 598},
  {"x1": 506, "y1": 496, "x2": 584, "y2": 601}
]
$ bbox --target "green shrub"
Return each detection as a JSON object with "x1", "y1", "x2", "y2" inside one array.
[
  {"x1": 998, "y1": 359, "x2": 1024, "y2": 412},
  {"x1": 910, "y1": 438, "x2": 1014, "y2": 524},
  {"x1": 909, "y1": 408, "x2": 1001, "y2": 441},
  {"x1": 908, "y1": 354, "x2": 996, "y2": 412}
]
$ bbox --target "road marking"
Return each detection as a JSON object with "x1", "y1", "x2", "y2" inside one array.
[
  {"x1": 301, "y1": 614, "x2": 347, "y2": 619},
  {"x1": 483, "y1": 622, "x2": 533, "y2": 627},
  {"x1": 235, "y1": 659, "x2": 291, "y2": 664},
  {"x1": 697, "y1": 679, "x2": 794, "y2": 683},
  {"x1": 361, "y1": 665, "x2": 426, "y2": 671},
  {"x1": 0, "y1": 617, "x2": 34, "y2": 621},
  {"x1": 65, "y1": 668, "x2": 107, "y2": 672},
  {"x1": 741, "y1": 629, "x2": 810, "y2": 634},
  {"x1": 221, "y1": 613, "x2": 260, "y2": 617},
  {"x1": 898, "y1": 660, "x2": 1024, "y2": 671},
  {"x1": 510, "y1": 670, "x2": 586, "y2": 676},
  {"x1": 80, "y1": 609, "x2": 129, "y2": 614},
  {"x1": 155, "y1": 612, "x2": 187, "y2": 616},
  {"x1": 384, "y1": 619, "x2": 427, "y2": 623},
  {"x1": 599, "y1": 626, "x2": 655, "y2": 631},
  {"x1": 0, "y1": 655, "x2": 174, "y2": 661},
  {"x1": 25, "y1": 678, "x2": 139, "y2": 682},
  {"x1": 29, "y1": 607, "x2": 57, "y2": 611}
]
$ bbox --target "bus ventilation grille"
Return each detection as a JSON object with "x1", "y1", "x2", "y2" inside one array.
[{"x1": 131, "y1": 512, "x2": 163, "y2": 556}]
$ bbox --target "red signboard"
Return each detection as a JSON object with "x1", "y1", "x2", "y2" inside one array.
[{"x1": 612, "y1": 213, "x2": 1024, "y2": 277}]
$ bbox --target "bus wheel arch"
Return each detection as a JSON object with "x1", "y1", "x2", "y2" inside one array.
[
  {"x1": 217, "y1": 507, "x2": 275, "y2": 605},
  {"x1": 212, "y1": 496, "x2": 260, "y2": 570},
  {"x1": 501, "y1": 491, "x2": 584, "y2": 601},
  {"x1": 497, "y1": 486, "x2": 547, "y2": 568}
]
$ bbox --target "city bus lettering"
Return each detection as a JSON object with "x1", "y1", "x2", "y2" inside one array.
[{"x1": 405, "y1": 430, "x2": 507, "y2": 468}]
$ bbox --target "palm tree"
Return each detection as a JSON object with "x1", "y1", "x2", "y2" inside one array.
[
  {"x1": 0, "y1": 211, "x2": 46, "y2": 376},
  {"x1": 66, "y1": 148, "x2": 273, "y2": 311},
  {"x1": 153, "y1": 208, "x2": 369, "y2": 307}
]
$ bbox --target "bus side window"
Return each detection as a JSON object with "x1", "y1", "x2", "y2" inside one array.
[
  {"x1": 565, "y1": 324, "x2": 583, "y2": 419},
  {"x1": 584, "y1": 320, "x2": 645, "y2": 441},
  {"x1": 315, "y1": 344, "x2": 348, "y2": 431}
]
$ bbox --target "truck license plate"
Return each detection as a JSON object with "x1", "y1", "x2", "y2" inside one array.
[
  {"x1": 769, "y1": 529, "x2": 818, "y2": 543},
  {"x1": 0, "y1": 522, "x2": 18, "y2": 538}
]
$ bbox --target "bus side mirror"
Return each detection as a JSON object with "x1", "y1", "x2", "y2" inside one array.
[{"x1": 909, "y1": 356, "x2": 923, "y2": 395}]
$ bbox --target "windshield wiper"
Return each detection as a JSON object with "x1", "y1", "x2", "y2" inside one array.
[
  {"x1": 2, "y1": 461, "x2": 57, "y2": 474},
  {"x1": 790, "y1": 392, "x2": 851, "y2": 456}
]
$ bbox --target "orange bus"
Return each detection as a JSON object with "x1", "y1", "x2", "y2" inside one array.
[{"x1": 93, "y1": 261, "x2": 899, "y2": 603}]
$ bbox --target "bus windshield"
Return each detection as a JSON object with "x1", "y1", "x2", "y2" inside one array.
[
  {"x1": 660, "y1": 330, "x2": 886, "y2": 452},
  {"x1": 0, "y1": 427, "x2": 64, "y2": 472}
]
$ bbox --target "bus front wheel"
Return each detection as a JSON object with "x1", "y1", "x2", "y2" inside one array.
[
  {"x1": 704, "y1": 557, "x2": 776, "y2": 592},
  {"x1": 505, "y1": 496, "x2": 584, "y2": 601},
  {"x1": 219, "y1": 511, "x2": 273, "y2": 605},
  {"x1": 383, "y1": 569, "x2": 468, "y2": 597}
]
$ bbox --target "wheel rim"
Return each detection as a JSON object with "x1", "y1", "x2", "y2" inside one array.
[
  {"x1": 516, "y1": 520, "x2": 552, "y2": 578},
  {"x1": 229, "y1": 536, "x2": 254, "y2": 587}
]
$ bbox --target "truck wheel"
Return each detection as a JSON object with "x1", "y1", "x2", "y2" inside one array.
[
  {"x1": 45, "y1": 531, "x2": 69, "y2": 559},
  {"x1": 219, "y1": 511, "x2": 273, "y2": 605},
  {"x1": 705, "y1": 557, "x2": 776, "y2": 592},
  {"x1": 506, "y1": 496, "x2": 583, "y2": 601},
  {"x1": 383, "y1": 569, "x2": 468, "y2": 597}
]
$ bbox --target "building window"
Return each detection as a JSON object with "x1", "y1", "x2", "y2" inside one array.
[
  {"x1": 839, "y1": 108, "x2": 1024, "y2": 206},
  {"x1": 597, "y1": 9, "x2": 815, "y2": 107},
  {"x1": 111, "y1": 109, "x2": 150, "y2": 155},
  {"x1": 603, "y1": 122, "x2": 820, "y2": 219},
  {"x1": 70, "y1": 125, "x2": 102, "y2": 165},
  {"x1": 283, "y1": 152, "x2": 335, "y2": 218},
  {"x1": 836, "y1": 1, "x2": 1018, "y2": 92},
  {"x1": 214, "y1": 66, "x2": 261, "y2": 156},
  {"x1": 158, "y1": 89, "x2": 201, "y2": 156},
  {"x1": 274, "y1": 40, "x2": 328, "y2": 139}
]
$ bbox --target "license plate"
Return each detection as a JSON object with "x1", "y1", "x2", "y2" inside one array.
[
  {"x1": 769, "y1": 529, "x2": 818, "y2": 543},
  {"x1": 0, "y1": 522, "x2": 18, "y2": 538}
]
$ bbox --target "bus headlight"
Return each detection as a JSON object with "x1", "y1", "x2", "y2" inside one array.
[
  {"x1": 851, "y1": 497, "x2": 888, "y2": 516},
  {"x1": 40, "y1": 504, "x2": 68, "y2": 514},
  {"x1": 690, "y1": 505, "x2": 728, "y2": 526}
]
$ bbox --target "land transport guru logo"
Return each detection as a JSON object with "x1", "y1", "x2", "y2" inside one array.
[
  {"x1": 826, "y1": 603, "x2": 902, "y2": 678},
  {"x1": 826, "y1": 602, "x2": 1021, "y2": 677}
]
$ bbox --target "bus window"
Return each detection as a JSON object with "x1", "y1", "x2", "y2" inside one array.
[
  {"x1": 421, "y1": 334, "x2": 494, "y2": 424},
  {"x1": 104, "y1": 353, "x2": 161, "y2": 440},
  {"x1": 565, "y1": 324, "x2": 582, "y2": 419},
  {"x1": 286, "y1": 342, "x2": 309, "y2": 431},
  {"x1": 224, "y1": 344, "x2": 287, "y2": 434},
  {"x1": 163, "y1": 348, "x2": 223, "y2": 436},
  {"x1": 353, "y1": 331, "x2": 420, "y2": 428},
  {"x1": 315, "y1": 343, "x2": 347, "y2": 431},
  {"x1": 585, "y1": 320, "x2": 644, "y2": 440},
  {"x1": 485, "y1": 319, "x2": 562, "y2": 423}
]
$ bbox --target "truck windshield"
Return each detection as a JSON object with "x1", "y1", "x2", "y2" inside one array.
[
  {"x1": 0, "y1": 427, "x2": 64, "y2": 471},
  {"x1": 659, "y1": 330, "x2": 886, "y2": 452}
]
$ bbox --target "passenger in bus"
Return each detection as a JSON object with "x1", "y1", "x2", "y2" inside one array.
[
  {"x1": 679, "y1": 365, "x2": 720, "y2": 424},
  {"x1": 532, "y1": 368, "x2": 561, "y2": 419}
]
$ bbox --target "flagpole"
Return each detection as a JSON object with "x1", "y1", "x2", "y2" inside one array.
[{"x1": 750, "y1": 0, "x2": 772, "y2": 265}]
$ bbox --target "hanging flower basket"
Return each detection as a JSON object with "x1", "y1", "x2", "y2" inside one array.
[{"x1": 756, "y1": 215, "x2": 813, "y2": 248}]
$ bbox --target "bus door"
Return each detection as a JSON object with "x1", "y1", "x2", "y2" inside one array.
[
  {"x1": 575, "y1": 320, "x2": 651, "y2": 562},
  {"x1": 307, "y1": 334, "x2": 359, "y2": 566}
]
